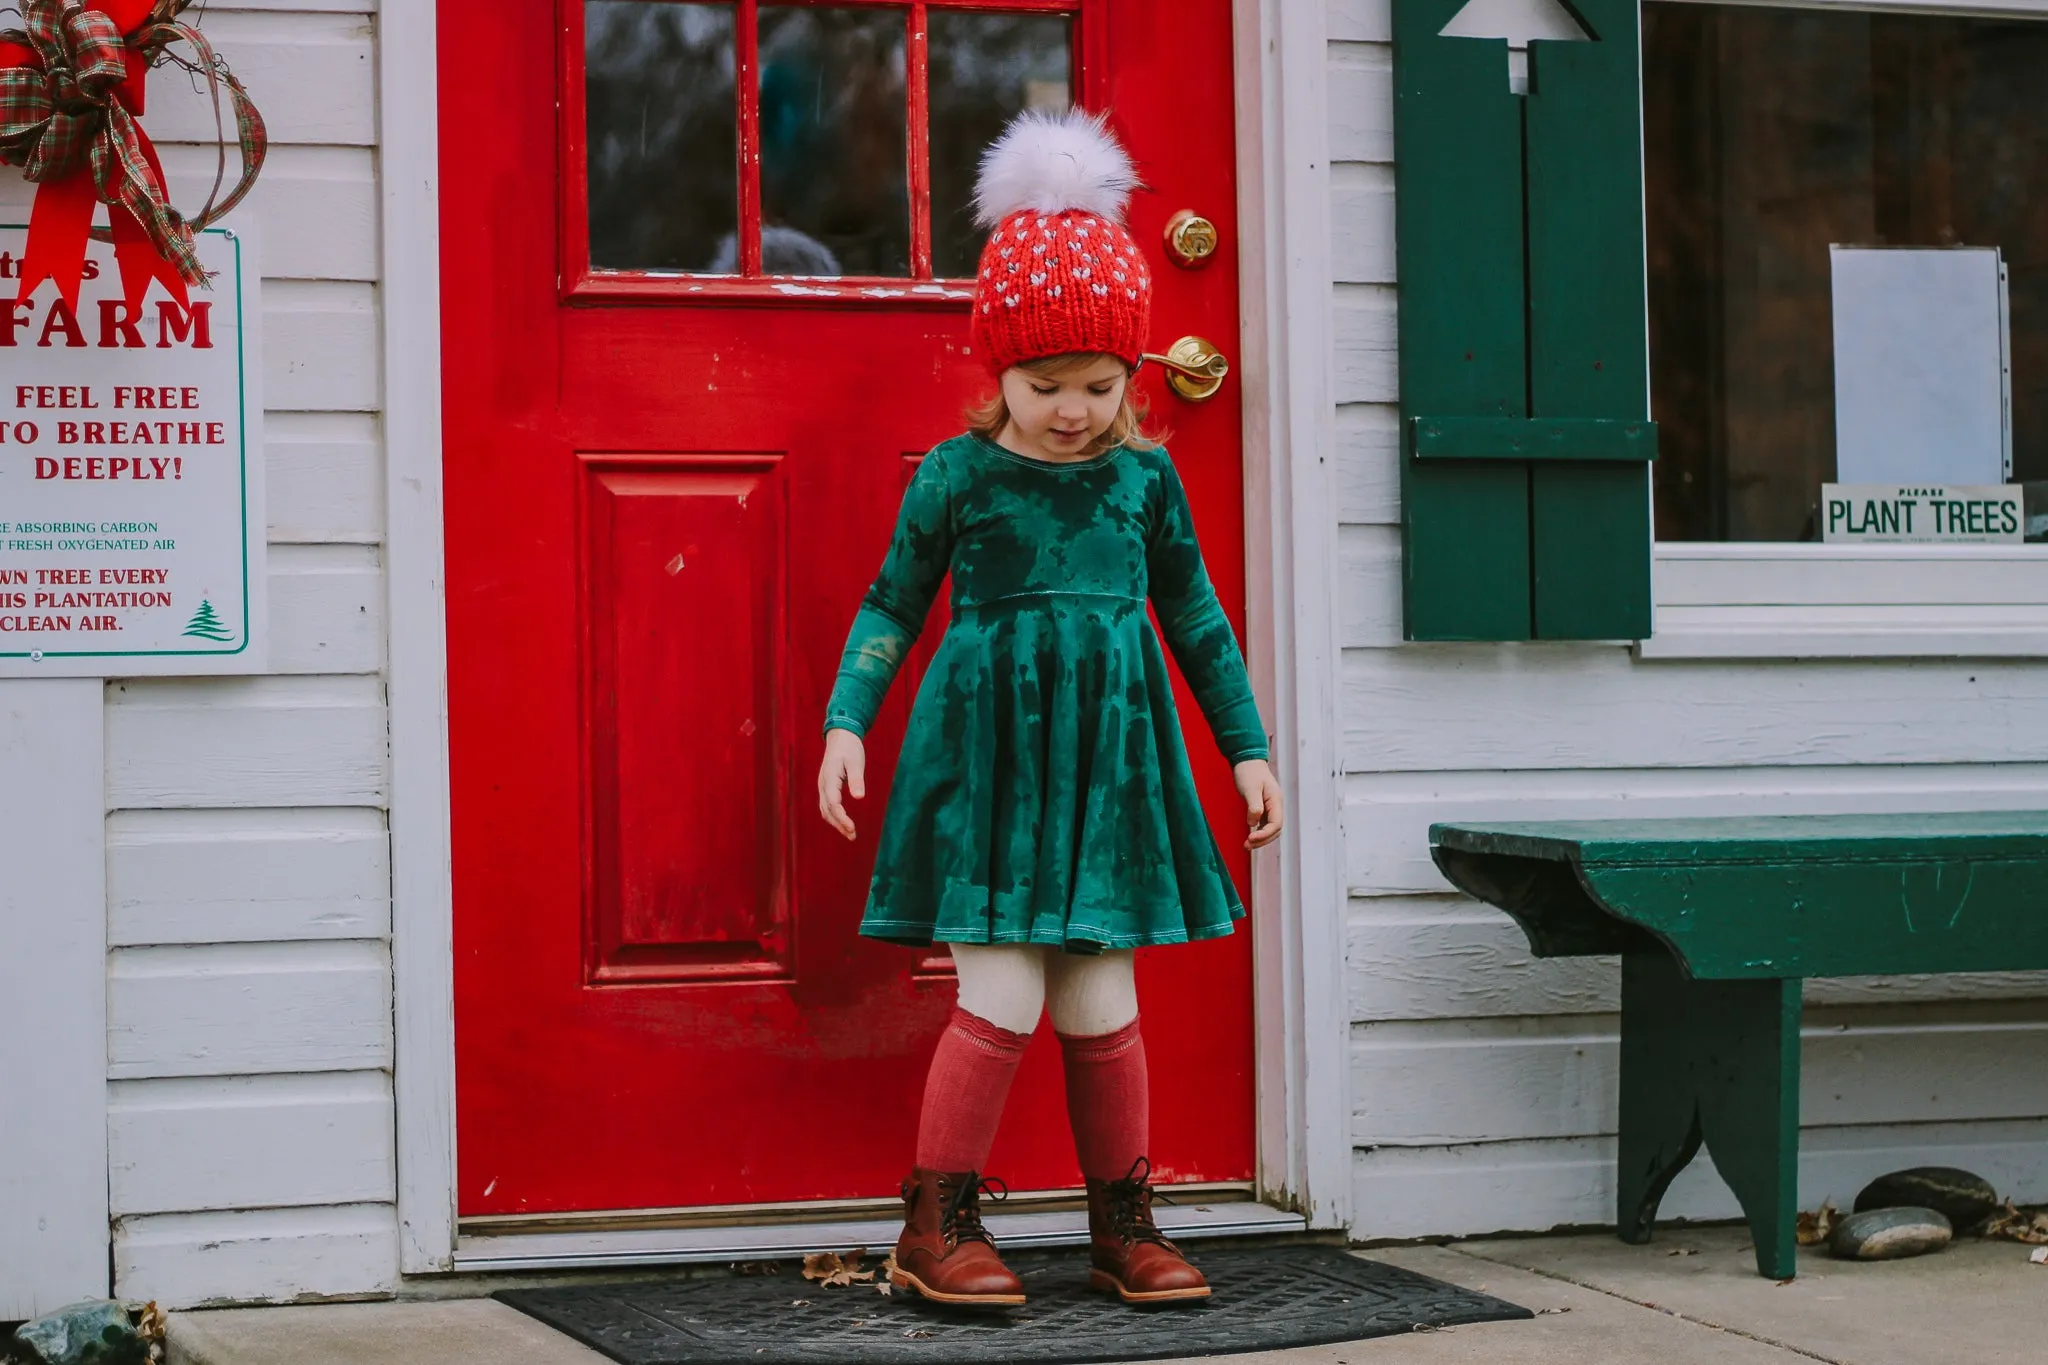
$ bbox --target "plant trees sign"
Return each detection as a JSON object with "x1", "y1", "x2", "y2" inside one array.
[
  {"x1": 1821, "y1": 485, "x2": 2023, "y2": 544},
  {"x1": 0, "y1": 225, "x2": 263, "y2": 675}
]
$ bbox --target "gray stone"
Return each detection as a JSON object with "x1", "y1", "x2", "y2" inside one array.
[
  {"x1": 9, "y1": 1301, "x2": 149, "y2": 1365},
  {"x1": 1853, "y1": 1166, "x2": 2001, "y2": 1232},
  {"x1": 1828, "y1": 1206, "x2": 1953, "y2": 1261}
]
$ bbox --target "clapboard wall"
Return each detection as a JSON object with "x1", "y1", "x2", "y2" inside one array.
[
  {"x1": 0, "y1": 1, "x2": 399, "y2": 1305},
  {"x1": 1326, "y1": 0, "x2": 2048, "y2": 1239}
]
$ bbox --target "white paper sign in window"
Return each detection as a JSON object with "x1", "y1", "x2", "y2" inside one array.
[{"x1": 1831, "y1": 245, "x2": 2011, "y2": 488}]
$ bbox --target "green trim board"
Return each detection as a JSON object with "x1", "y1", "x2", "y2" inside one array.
[
  {"x1": 1429, "y1": 812, "x2": 2048, "y2": 1278},
  {"x1": 1411, "y1": 416, "x2": 1657, "y2": 463},
  {"x1": 1391, "y1": 0, "x2": 1654, "y2": 641}
]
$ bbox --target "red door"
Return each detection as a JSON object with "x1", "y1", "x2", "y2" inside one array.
[{"x1": 442, "y1": 0, "x2": 1256, "y2": 1217}]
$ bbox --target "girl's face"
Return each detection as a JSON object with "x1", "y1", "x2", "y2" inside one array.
[{"x1": 997, "y1": 354, "x2": 1129, "y2": 461}]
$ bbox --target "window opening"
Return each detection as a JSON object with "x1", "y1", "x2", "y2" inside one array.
[
  {"x1": 1644, "y1": 3, "x2": 2048, "y2": 544},
  {"x1": 579, "y1": 0, "x2": 1077, "y2": 290}
]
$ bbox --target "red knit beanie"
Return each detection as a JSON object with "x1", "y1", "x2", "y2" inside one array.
[{"x1": 969, "y1": 109, "x2": 1153, "y2": 374}]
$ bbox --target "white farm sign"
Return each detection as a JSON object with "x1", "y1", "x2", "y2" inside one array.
[
  {"x1": 1821, "y1": 483, "x2": 2022, "y2": 544},
  {"x1": 0, "y1": 227, "x2": 263, "y2": 675}
]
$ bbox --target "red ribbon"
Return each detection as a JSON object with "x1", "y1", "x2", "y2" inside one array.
[{"x1": 2, "y1": 0, "x2": 191, "y2": 311}]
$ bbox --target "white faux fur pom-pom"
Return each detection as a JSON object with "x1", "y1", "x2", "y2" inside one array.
[{"x1": 972, "y1": 107, "x2": 1139, "y2": 228}]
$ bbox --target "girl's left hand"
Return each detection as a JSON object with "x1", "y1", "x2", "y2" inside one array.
[{"x1": 1233, "y1": 758, "x2": 1285, "y2": 850}]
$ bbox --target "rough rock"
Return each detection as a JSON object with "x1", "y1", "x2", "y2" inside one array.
[
  {"x1": 1854, "y1": 1166, "x2": 2001, "y2": 1232},
  {"x1": 1828, "y1": 1206, "x2": 1954, "y2": 1261},
  {"x1": 8, "y1": 1301, "x2": 151, "y2": 1365}
]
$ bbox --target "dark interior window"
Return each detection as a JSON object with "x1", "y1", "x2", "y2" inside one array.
[{"x1": 1645, "y1": 4, "x2": 2048, "y2": 540}]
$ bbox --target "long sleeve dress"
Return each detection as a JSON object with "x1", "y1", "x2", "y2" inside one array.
[{"x1": 823, "y1": 431, "x2": 1270, "y2": 952}]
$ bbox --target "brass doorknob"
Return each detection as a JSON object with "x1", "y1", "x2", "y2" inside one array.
[
  {"x1": 1142, "y1": 335, "x2": 1230, "y2": 402},
  {"x1": 1164, "y1": 209, "x2": 1220, "y2": 268}
]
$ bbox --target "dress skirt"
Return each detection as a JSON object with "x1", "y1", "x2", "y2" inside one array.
[{"x1": 857, "y1": 593, "x2": 1245, "y2": 952}]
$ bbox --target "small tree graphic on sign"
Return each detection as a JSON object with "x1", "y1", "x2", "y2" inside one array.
[{"x1": 183, "y1": 599, "x2": 235, "y2": 643}]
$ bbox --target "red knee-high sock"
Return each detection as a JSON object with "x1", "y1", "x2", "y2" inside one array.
[
  {"x1": 914, "y1": 1007, "x2": 1033, "y2": 1173},
  {"x1": 1058, "y1": 1017, "x2": 1149, "y2": 1181}
]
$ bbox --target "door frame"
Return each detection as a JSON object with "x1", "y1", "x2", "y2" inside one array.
[{"x1": 389, "y1": 0, "x2": 1349, "y2": 1274}]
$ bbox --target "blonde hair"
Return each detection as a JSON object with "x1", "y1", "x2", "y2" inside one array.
[{"x1": 967, "y1": 353, "x2": 1164, "y2": 456}]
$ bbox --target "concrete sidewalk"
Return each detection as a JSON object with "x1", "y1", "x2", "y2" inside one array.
[{"x1": 166, "y1": 1227, "x2": 2048, "y2": 1365}]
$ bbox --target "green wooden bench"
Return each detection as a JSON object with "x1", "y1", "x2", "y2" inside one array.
[{"x1": 1429, "y1": 813, "x2": 2048, "y2": 1279}]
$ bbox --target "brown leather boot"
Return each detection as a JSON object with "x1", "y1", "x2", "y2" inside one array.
[
  {"x1": 890, "y1": 1168, "x2": 1027, "y2": 1306},
  {"x1": 1085, "y1": 1157, "x2": 1211, "y2": 1303}
]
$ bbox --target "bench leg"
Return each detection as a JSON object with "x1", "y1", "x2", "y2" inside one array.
[
  {"x1": 1618, "y1": 950, "x2": 1803, "y2": 1279},
  {"x1": 1617, "y1": 951, "x2": 1707, "y2": 1246}
]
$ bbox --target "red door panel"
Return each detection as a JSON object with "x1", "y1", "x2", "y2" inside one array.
[
  {"x1": 443, "y1": 0, "x2": 1254, "y2": 1217},
  {"x1": 584, "y1": 458, "x2": 792, "y2": 985}
]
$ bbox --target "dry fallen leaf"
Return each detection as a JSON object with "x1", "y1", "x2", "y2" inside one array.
[
  {"x1": 1983, "y1": 1202, "x2": 2048, "y2": 1245},
  {"x1": 903, "y1": 1328, "x2": 934, "y2": 1339},
  {"x1": 875, "y1": 1252, "x2": 900, "y2": 1295},
  {"x1": 1666, "y1": 1247, "x2": 1699, "y2": 1257},
  {"x1": 1795, "y1": 1202, "x2": 1838, "y2": 1247},
  {"x1": 129, "y1": 1300, "x2": 169, "y2": 1363},
  {"x1": 803, "y1": 1249, "x2": 878, "y2": 1288},
  {"x1": 789, "y1": 1299, "x2": 813, "y2": 1308},
  {"x1": 732, "y1": 1260, "x2": 783, "y2": 1276}
]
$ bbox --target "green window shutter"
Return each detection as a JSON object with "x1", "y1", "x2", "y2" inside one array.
[{"x1": 1392, "y1": 0, "x2": 1655, "y2": 642}]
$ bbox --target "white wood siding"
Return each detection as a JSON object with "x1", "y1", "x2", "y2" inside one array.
[
  {"x1": 115, "y1": 1205, "x2": 399, "y2": 1310},
  {"x1": 109, "y1": 808, "x2": 389, "y2": 945},
  {"x1": 76, "y1": 0, "x2": 400, "y2": 1306},
  {"x1": 110, "y1": 1073, "x2": 395, "y2": 1215},
  {"x1": 1323, "y1": 0, "x2": 2048, "y2": 1240}
]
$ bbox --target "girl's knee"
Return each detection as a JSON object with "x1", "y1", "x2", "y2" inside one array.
[
  {"x1": 948, "y1": 942, "x2": 1047, "y2": 1034},
  {"x1": 1046, "y1": 949, "x2": 1139, "y2": 1037}
]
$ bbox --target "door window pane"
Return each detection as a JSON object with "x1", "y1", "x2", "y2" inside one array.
[
  {"x1": 578, "y1": 1, "x2": 1080, "y2": 286},
  {"x1": 585, "y1": 2, "x2": 739, "y2": 274},
  {"x1": 928, "y1": 12, "x2": 1073, "y2": 279},
  {"x1": 759, "y1": 6, "x2": 910, "y2": 277},
  {"x1": 1645, "y1": 5, "x2": 2048, "y2": 541}
]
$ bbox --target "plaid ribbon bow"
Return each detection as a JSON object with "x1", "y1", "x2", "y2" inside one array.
[{"x1": 0, "y1": 0, "x2": 266, "y2": 308}]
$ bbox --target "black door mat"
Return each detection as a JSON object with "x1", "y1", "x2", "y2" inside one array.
[{"x1": 494, "y1": 1244, "x2": 1532, "y2": 1364}]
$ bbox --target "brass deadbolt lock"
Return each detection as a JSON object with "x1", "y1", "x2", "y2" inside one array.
[{"x1": 1164, "y1": 210, "x2": 1219, "y2": 268}]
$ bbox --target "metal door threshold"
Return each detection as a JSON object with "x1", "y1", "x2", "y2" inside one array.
[{"x1": 454, "y1": 1201, "x2": 1307, "y2": 1272}]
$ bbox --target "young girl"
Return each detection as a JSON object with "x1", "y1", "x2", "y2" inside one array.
[{"x1": 815, "y1": 109, "x2": 1283, "y2": 1308}]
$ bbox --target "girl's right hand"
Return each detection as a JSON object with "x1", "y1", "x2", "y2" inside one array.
[{"x1": 818, "y1": 728, "x2": 867, "y2": 840}]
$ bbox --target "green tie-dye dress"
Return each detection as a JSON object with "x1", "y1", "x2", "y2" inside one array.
[{"x1": 824, "y1": 432, "x2": 1269, "y2": 952}]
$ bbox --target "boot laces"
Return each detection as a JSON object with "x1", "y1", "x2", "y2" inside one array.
[
  {"x1": 1104, "y1": 1157, "x2": 1176, "y2": 1249},
  {"x1": 939, "y1": 1172, "x2": 1008, "y2": 1247}
]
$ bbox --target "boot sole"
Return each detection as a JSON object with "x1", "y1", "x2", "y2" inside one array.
[
  {"x1": 891, "y1": 1267, "x2": 1026, "y2": 1307},
  {"x1": 1089, "y1": 1268, "x2": 1212, "y2": 1303}
]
